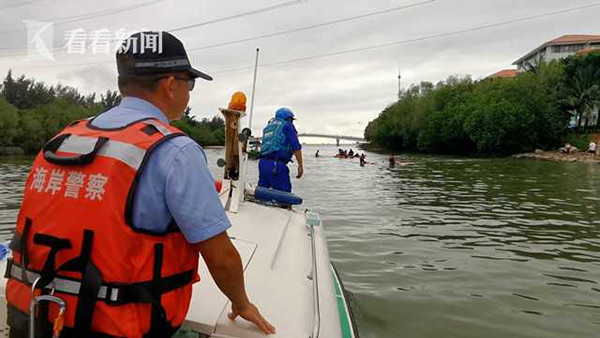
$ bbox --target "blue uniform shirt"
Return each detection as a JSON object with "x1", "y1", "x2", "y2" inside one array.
[
  {"x1": 266, "y1": 121, "x2": 302, "y2": 162},
  {"x1": 91, "y1": 97, "x2": 231, "y2": 244}
]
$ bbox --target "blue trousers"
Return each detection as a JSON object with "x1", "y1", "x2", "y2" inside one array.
[{"x1": 258, "y1": 159, "x2": 292, "y2": 192}]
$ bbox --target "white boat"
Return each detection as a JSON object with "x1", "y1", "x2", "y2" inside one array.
[{"x1": 0, "y1": 103, "x2": 359, "y2": 338}]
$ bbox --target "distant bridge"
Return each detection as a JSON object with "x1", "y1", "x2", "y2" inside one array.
[
  {"x1": 298, "y1": 133, "x2": 365, "y2": 146},
  {"x1": 252, "y1": 133, "x2": 365, "y2": 146}
]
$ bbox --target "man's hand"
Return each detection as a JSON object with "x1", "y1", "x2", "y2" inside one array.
[
  {"x1": 229, "y1": 301, "x2": 277, "y2": 335},
  {"x1": 199, "y1": 233, "x2": 276, "y2": 334},
  {"x1": 296, "y1": 165, "x2": 304, "y2": 179}
]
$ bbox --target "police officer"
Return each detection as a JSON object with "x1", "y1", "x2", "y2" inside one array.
[
  {"x1": 258, "y1": 108, "x2": 304, "y2": 192},
  {"x1": 6, "y1": 31, "x2": 275, "y2": 337}
]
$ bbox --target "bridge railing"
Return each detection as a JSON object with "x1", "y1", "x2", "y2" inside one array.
[{"x1": 297, "y1": 133, "x2": 365, "y2": 142}]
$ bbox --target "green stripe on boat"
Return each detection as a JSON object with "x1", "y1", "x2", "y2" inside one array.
[{"x1": 331, "y1": 265, "x2": 354, "y2": 338}]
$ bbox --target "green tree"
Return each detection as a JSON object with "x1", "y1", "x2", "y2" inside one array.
[
  {"x1": 559, "y1": 53, "x2": 600, "y2": 131},
  {"x1": 365, "y1": 61, "x2": 567, "y2": 155},
  {"x1": 1, "y1": 71, "x2": 55, "y2": 109},
  {"x1": 0, "y1": 97, "x2": 19, "y2": 146},
  {"x1": 0, "y1": 71, "x2": 228, "y2": 154},
  {"x1": 172, "y1": 107, "x2": 226, "y2": 147},
  {"x1": 100, "y1": 90, "x2": 121, "y2": 110},
  {"x1": 15, "y1": 110, "x2": 45, "y2": 154}
]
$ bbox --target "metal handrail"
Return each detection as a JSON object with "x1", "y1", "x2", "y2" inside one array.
[{"x1": 309, "y1": 224, "x2": 321, "y2": 338}]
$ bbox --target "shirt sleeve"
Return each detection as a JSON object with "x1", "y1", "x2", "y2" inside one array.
[
  {"x1": 284, "y1": 122, "x2": 302, "y2": 152},
  {"x1": 165, "y1": 142, "x2": 231, "y2": 244}
]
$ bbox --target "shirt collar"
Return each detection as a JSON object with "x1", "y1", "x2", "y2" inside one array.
[{"x1": 119, "y1": 96, "x2": 169, "y2": 123}]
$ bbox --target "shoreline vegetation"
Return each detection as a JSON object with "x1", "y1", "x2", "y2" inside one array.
[
  {"x1": 0, "y1": 71, "x2": 225, "y2": 155},
  {"x1": 514, "y1": 150, "x2": 600, "y2": 164},
  {"x1": 364, "y1": 53, "x2": 600, "y2": 159}
]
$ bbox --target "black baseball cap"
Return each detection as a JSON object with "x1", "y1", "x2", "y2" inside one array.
[{"x1": 116, "y1": 31, "x2": 212, "y2": 81}]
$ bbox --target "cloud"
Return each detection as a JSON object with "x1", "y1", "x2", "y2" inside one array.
[{"x1": 0, "y1": 0, "x2": 597, "y2": 141}]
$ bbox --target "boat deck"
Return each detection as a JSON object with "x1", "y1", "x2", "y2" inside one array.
[{"x1": 184, "y1": 200, "x2": 341, "y2": 337}]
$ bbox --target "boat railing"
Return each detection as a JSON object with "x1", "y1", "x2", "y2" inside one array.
[{"x1": 308, "y1": 220, "x2": 321, "y2": 338}]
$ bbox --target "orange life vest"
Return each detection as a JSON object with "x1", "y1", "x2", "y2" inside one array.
[{"x1": 6, "y1": 117, "x2": 200, "y2": 337}]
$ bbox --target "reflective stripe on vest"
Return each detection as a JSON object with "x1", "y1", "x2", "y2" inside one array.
[
  {"x1": 6, "y1": 259, "x2": 194, "y2": 305},
  {"x1": 7, "y1": 260, "x2": 121, "y2": 302},
  {"x1": 56, "y1": 135, "x2": 146, "y2": 170},
  {"x1": 144, "y1": 119, "x2": 173, "y2": 136}
]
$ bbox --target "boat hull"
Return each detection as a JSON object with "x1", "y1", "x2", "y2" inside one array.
[{"x1": 0, "y1": 201, "x2": 357, "y2": 337}]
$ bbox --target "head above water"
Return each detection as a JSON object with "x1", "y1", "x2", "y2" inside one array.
[
  {"x1": 275, "y1": 107, "x2": 295, "y2": 121},
  {"x1": 115, "y1": 31, "x2": 212, "y2": 121}
]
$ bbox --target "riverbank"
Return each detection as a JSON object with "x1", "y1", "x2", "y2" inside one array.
[
  {"x1": 514, "y1": 149, "x2": 600, "y2": 163},
  {"x1": 0, "y1": 147, "x2": 24, "y2": 156},
  {"x1": 361, "y1": 141, "x2": 600, "y2": 164}
]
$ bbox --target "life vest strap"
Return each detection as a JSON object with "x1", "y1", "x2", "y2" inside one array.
[
  {"x1": 33, "y1": 233, "x2": 72, "y2": 288},
  {"x1": 30, "y1": 230, "x2": 74, "y2": 336},
  {"x1": 6, "y1": 219, "x2": 33, "y2": 283},
  {"x1": 18, "y1": 218, "x2": 32, "y2": 284},
  {"x1": 43, "y1": 134, "x2": 110, "y2": 167},
  {"x1": 6, "y1": 260, "x2": 194, "y2": 305},
  {"x1": 148, "y1": 243, "x2": 177, "y2": 337},
  {"x1": 71, "y1": 230, "x2": 100, "y2": 336}
]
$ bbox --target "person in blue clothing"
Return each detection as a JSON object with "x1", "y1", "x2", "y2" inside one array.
[
  {"x1": 258, "y1": 108, "x2": 304, "y2": 192},
  {"x1": 91, "y1": 32, "x2": 275, "y2": 335}
]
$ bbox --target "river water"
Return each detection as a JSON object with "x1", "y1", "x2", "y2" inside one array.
[{"x1": 1, "y1": 144, "x2": 599, "y2": 338}]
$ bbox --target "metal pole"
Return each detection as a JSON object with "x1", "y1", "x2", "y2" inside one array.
[{"x1": 248, "y1": 47, "x2": 260, "y2": 130}]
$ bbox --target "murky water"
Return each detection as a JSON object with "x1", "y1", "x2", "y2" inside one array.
[{"x1": 1, "y1": 145, "x2": 599, "y2": 338}]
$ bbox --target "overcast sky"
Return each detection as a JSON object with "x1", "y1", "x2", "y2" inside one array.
[{"x1": 0, "y1": 0, "x2": 598, "y2": 142}]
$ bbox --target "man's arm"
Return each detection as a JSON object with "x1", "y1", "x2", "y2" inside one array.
[
  {"x1": 163, "y1": 141, "x2": 275, "y2": 334},
  {"x1": 198, "y1": 232, "x2": 276, "y2": 335},
  {"x1": 284, "y1": 123, "x2": 303, "y2": 179},
  {"x1": 294, "y1": 149, "x2": 304, "y2": 178}
]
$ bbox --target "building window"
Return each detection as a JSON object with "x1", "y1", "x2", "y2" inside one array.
[{"x1": 552, "y1": 44, "x2": 585, "y2": 53}]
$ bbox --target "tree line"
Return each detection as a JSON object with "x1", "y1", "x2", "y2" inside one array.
[
  {"x1": 0, "y1": 71, "x2": 225, "y2": 154},
  {"x1": 365, "y1": 53, "x2": 600, "y2": 154}
]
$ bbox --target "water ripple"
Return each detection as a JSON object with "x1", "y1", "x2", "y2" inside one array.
[{"x1": 2, "y1": 148, "x2": 600, "y2": 338}]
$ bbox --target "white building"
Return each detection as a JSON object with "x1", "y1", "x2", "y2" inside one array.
[{"x1": 513, "y1": 34, "x2": 600, "y2": 71}]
